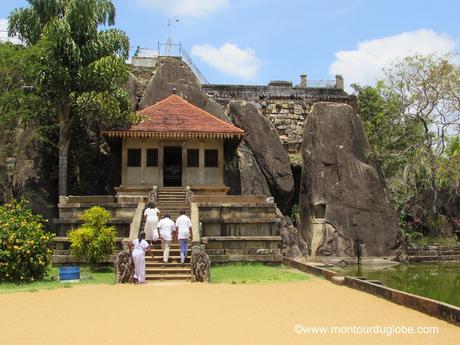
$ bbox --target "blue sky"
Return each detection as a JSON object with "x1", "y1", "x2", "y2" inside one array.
[{"x1": 1, "y1": 0, "x2": 459, "y2": 89}]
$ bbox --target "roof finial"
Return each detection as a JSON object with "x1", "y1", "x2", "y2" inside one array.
[{"x1": 172, "y1": 87, "x2": 177, "y2": 94}]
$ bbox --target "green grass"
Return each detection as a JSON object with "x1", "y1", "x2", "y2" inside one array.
[
  {"x1": 412, "y1": 236, "x2": 458, "y2": 246},
  {"x1": 0, "y1": 266, "x2": 115, "y2": 294},
  {"x1": 211, "y1": 263, "x2": 312, "y2": 284}
]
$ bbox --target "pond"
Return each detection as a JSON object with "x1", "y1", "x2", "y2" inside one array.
[{"x1": 329, "y1": 263, "x2": 460, "y2": 307}]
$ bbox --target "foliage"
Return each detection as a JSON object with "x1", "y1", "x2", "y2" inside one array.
[
  {"x1": 8, "y1": 0, "x2": 133, "y2": 196},
  {"x1": 0, "y1": 43, "x2": 55, "y2": 200},
  {"x1": 0, "y1": 200, "x2": 53, "y2": 283},
  {"x1": 290, "y1": 204, "x2": 299, "y2": 225},
  {"x1": 354, "y1": 54, "x2": 460, "y2": 238},
  {"x1": 383, "y1": 54, "x2": 460, "y2": 193},
  {"x1": 353, "y1": 54, "x2": 460, "y2": 209},
  {"x1": 68, "y1": 206, "x2": 116, "y2": 270}
]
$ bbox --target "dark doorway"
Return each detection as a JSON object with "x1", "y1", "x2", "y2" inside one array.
[{"x1": 163, "y1": 146, "x2": 182, "y2": 186}]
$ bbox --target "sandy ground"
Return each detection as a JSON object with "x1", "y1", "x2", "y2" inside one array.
[{"x1": 0, "y1": 278, "x2": 458, "y2": 345}]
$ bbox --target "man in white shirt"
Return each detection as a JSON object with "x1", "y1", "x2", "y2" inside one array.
[
  {"x1": 157, "y1": 214, "x2": 175, "y2": 264},
  {"x1": 175, "y1": 209, "x2": 192, "y2": 264}
]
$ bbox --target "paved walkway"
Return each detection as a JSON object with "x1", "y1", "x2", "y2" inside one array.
[{"x1": 0, "y1": 278, "x2": 458, "y2": 345}]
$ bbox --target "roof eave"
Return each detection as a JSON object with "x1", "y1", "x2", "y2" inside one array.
[{"x1": 101, "y1": 130, "x2": 244, "y2": 140}]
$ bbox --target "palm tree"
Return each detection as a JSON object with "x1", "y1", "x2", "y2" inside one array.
[{"x1": 9, "y1": 0, "x2": 132, "y2": 196}]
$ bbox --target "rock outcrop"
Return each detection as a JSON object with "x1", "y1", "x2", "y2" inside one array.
[
  {"x1": 236, "y1": 142, "x2": 272, "y2": 196},
  {"x1": 298, "y1": 102, "x2": 402, "y2": 257},
  {"x1": 228, "y1": 101, "x2": 295, "y2": 214},
  {"x1": 137, "y1": 57, "x2": 272, "y2": 197},
  {"x1": 124, "y1": 73, "x2": 139, "y2": 111},
  {"x1": 403, "y1": 187, "x2": 460, "y2": 238},
  {"x1": 139, "y1": 57, "x2": 231, "y2": 122},
  {"x1": 276, "y1": 208, "x2": 308, "y2": 258},
  {"x1": 0, "y1": 126, "x2": 57, "y2": 222}
]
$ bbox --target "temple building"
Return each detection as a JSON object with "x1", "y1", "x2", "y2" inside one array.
[{"x1": 102, "y1": 94, "x2": 244, "y2": 192}]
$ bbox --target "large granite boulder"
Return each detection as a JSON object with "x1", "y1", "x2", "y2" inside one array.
[
  {"x1": 275, "y1": 208, "x2": 308, "y2": 258},
  {"x1": 228, "y1": 101, "x2": 295, "y2": 214},
  {"x1": 236, "y1": 142, "x2": 272, "y2": 196},
  {"x1": 0, "y1": 126, "x2": 57, "y2": 222},
  {"x1": 298, "y1": 102, "x2": 402, "y2": 257},
  {"x1": 123, "y1": 73, "x2": 139, "y2": 111},
  {"x1": 139, "y1": 57, "x2": 231, "y2": 122}
]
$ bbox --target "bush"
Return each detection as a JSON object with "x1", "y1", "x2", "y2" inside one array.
[
  {"x1": 68, "y1": 206, "x2": 116, "y2": 270},
  {"x1": 0, "y1": 200, "x2": 53, "y2": 283}
]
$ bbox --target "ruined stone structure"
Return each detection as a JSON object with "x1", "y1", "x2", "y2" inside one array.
[{"x1": 202, "y1": 80, "x2": 357, "y2": 153}]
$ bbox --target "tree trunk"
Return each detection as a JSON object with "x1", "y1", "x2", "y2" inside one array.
[{"x1": 58, "y1": 101, "x2": 71, "y2": 197}]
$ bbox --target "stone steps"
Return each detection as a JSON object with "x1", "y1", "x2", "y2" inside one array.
[
  {"x1": 406, "y1": 244, "x2": 460, "y2": 262},
  {"x1": 407, "y1": 250, "x2": 460, "y2": 256},
  {"x1": 408, "y1": 255, "x2": 460, "y2": 262},
  {"x1": 145, "y1": 274, "x2": 191, "y2": 281},
  {"x1": 145, "y1": 236, "x2": 191, "y2": 280},
  {"x1": 141, "y1": 188, "x2": 191, "y2": 281}
]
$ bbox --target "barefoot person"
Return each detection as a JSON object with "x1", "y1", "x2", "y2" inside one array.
[
  {"x1": 157, "y1": 214, "x2": 175, "y2": 264},
  {"x1": 129, "y1": 231, "x2": 151, "y2": 283},
  {"x1": 175, "y1": 209, "x2": 192, "y2": 264},
  {"x1": 144, "y1": 202, "x2": 160, "y2": 242}
]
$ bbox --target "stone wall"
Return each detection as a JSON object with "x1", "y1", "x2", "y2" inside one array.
[
  {"x1": 202, "y1": 84, "x2": 357, "y2": 154},
  {"x1": 262, "y1": 100, "x2": 309, "y2": 153}
]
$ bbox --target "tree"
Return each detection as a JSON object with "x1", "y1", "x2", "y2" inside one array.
[
  {"x1": 0, "y1": 200, "x2": 54, "y2": 282},
  {"x1": 383, "y1": 54, "x2": 460, "y2": 206},
  {"x1": 354, "y1": 54, "x2": 460, "y2": 239},
  {"x1": 353, "y1": 83, "x2": 421, "y2": 177},
  {"x1": 8, "y1": 0, "x2": 133, "y2": 197},
  {"x1": 354, "y1": 54, "x2": 460, "y2": 207},
  {"x1": 68, "y1": 206, "x2": 116, "y2": 270},
  {"x1": 0, "y1": 43, "x2": 52, "y2": 201}
]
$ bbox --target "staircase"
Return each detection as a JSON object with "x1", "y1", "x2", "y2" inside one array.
[
  {"x1": 157, "y1": 187, "x2": 190, "y2": 219},
  {"x1": 140, "y1": 187, "x2": 192, "y2": 281},
  {"x1": 145, "y1": 242, "x2": 191, "y2": 281},
  {"x1": 407, "y1": 245, "x2": 460, "y2": 262}
]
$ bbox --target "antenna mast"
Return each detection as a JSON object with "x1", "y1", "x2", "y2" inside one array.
[{"x1": 165, "y1": 16, "x2": 180, "y2": 56}]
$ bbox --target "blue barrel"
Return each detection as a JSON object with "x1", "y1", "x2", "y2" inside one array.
[{"x1": 59, "y1": 266, "x2": 80, "y2": 281}]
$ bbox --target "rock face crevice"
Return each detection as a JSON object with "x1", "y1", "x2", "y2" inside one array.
[{"x1": 298, "y1": 102, "x2": 402, "y2": 257}]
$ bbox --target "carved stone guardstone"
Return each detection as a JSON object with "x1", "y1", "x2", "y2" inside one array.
[
  {"x1": 116, "y1": 251, "x2": 134, "y2": 283},
  {"x1": 185, "y1": 186, "x2": 193, "y2": 204},
  {"x1": 148, "y1": 186, "x2": 158, "y2": 204},
  {"x1": 191, "y1": 244, "x2": 211, "y2": 282}
]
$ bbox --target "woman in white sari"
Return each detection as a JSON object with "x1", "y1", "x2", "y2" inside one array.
[
  {"x1": 144, "y1": 202, "x2": 160, "y2": 242},
  {"x1": 129, "y1": 231, "x2": 150, "y2": 283}
]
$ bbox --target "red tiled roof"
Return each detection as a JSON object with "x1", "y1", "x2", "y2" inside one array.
[{"x1": 103, "y1": 95, "x2": 244, "y2": 139}]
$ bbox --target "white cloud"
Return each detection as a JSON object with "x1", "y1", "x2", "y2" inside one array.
[
  {"x1": 136, "y1": 0, "x2": 228, "y2": 17},
  {"x1": 329, "y1": 29, "x2": 457, "y2": 89},
  {"x1": 0, "y1": 19, "x2": 8, "y2": 39},
  {"x1": 191, "y1": 43, "x2": 262, "y2": 80},
  {"x1": 0, "y1": 18, "x2": 22, "y2": 44}
]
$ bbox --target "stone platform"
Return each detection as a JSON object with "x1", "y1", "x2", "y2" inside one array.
[{"x1": 192, "y1": 195, "x2": 283, "y2": 263}]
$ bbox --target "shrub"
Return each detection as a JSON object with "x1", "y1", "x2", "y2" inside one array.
[
  {"x1": 0, "y1": 200, "x2": 53, "y2": 283},
  {"x1": 291, "y1": 204, "x2": 299, "y2": 225},
  {"x1": 68, "y1": 206, "x2": 116, "y2": 270}
]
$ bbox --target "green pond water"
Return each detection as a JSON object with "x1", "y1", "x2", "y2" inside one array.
[{"x1": 330, "y1": 263, "x2": 460, "y2": 307}]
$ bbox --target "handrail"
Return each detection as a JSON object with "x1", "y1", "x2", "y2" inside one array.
[
  {"x1": 307, "y1": 80, "x2": 337, "y2": 88},
  {"x1": 157, "y1": 41, "x2": 209, "y2": 84},
  {"x1": 128, "y1": 201, "x2": 146, "y2": 241},
  {"x1": 190, "y1": 202, "x2": 201, "y2": 243}
]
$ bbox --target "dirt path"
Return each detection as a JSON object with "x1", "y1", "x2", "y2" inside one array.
[{"x1": 0, "y1": 278, "x2": 458, "y2": 345}]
